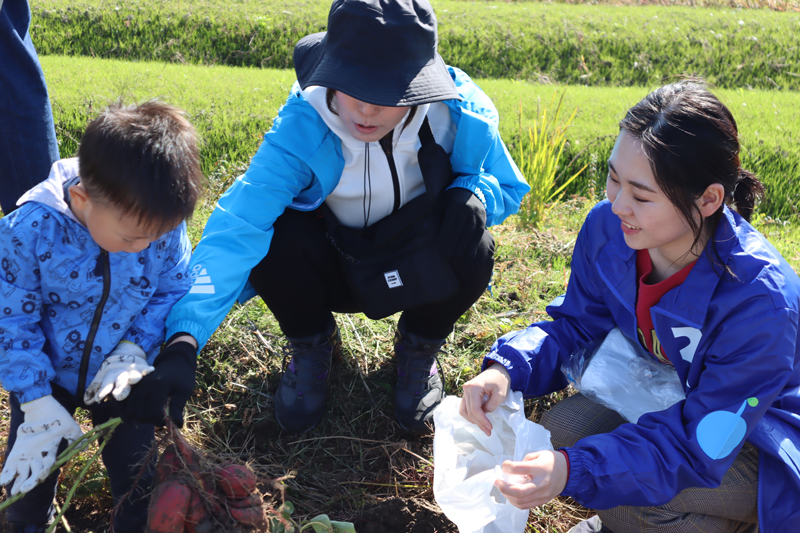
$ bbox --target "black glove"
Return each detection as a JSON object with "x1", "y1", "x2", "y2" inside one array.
[
  {"x1": 437, "y1": 187, "x2": 487, "y2": 258},
  {"x1": 122, "y1": 341, "x2": 197, "y2": 427}
]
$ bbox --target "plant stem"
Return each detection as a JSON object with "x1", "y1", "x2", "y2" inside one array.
[
  {"x1": 53, "y1": 502, "x2": 73, "y2": 532},
  {"x1": 0, "y1": 418, "x2": 122, "y2": 514},
  {"x1": 46, "y1": 421, "x2": 118, "y2": 533}
]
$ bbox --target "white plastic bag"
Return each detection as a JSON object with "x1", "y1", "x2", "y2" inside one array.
[
  {"x1": 433, "y1": 391, "x2": 553, "y2": 533},
  {"x1": 562, "y1": 327, "x2": 685, "y2": 423}
]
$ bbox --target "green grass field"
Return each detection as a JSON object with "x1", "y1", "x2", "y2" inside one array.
[
  {"x1": 42, "y1": 55, "x2": 800, "y2": 219},
  {"x1": 35, "y1": 50, "x2": 800, "y2": 532},
  {"x1": 31, "y1": 0, "x2": 800, "y2": 88},
  {"x1": 5, "y1": 0, "x2": 800, "y2": 531}
]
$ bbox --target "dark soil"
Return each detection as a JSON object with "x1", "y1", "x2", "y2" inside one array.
[
  {"x1": 353, "y1": 498, "x2": 456, "y2": 533},
  {"x1": 7, "y1": 496, "x2": 457, "y2": 533}
]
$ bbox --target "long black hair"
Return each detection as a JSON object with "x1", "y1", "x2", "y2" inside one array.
[{"x1": 619, "y1": 81, "x2": 765, "y2": 263}]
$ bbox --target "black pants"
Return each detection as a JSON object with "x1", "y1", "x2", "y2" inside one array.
[
  {"x1": 249, "y1": 208, "x2": 494, "y2": 340},
  {"x1": 3, "y1": 386, "x2": 155, "y2": 532}
]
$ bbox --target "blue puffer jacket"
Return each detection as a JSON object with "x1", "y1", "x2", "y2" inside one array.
[
  {"x1": 484, "y1": 201, "x2": 800, "y2": 533},
  {"x1": 166, "y1": 67, "x2": 530, "y2": 349},
  {"x1": 0, "y1": 159, "x2": 193, "y2": 404}
]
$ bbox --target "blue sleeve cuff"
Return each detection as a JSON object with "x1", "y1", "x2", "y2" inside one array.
[
  {"x1": 166, "y1": 320, "x2": 211, "y2": 353},
  {"x1": 15, "y1": 384, "x2": 54, "y2": 405},
  {"x1": 481, "y1": 352, "x2": 528, "y2": 393},
  {"x1": 560, "y1": 447, "x2": 593, "y2": 503}
]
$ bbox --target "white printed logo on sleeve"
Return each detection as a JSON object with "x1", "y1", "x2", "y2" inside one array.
[
  {"x1": 384, "y1": 270, "x2": 403, "y2": 288},
  {"x1": 189, "y1": 264, "x2": 215, "y2": 294}
]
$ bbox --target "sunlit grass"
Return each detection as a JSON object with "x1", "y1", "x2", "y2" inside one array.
[
  {"x1": 41, "y1": 55, "x2": 800, "y2": 220},
  {"x1": 32, "y1": 0, "x2": 800, "y2": 89}
]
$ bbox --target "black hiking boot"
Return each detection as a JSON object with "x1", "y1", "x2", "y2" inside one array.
[
  {"x1": 393, "y1": 329, "x2": 446, "y2": 432},
  {"x1": 275, "y1": 326, "x2": 341, "y2": 432}
]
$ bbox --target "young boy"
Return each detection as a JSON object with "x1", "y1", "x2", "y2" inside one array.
[{"x1": 0, "y1": 100, "x2": 203, "y2": 533}]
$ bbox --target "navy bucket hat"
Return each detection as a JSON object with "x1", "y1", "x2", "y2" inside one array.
[{"x1": 293, "y1": 0, "x2": 461, "y2": 107}]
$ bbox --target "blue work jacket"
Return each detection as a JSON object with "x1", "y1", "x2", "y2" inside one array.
[
  {"x1": 484, "y1": 200, "x2": 800, "y2": 532},
  {"x1": 0, "y1": 159, "x2": 193, "y2": 403},
  {"x1": 166, "y1": 67, "x2": 530, "y2": 349}
]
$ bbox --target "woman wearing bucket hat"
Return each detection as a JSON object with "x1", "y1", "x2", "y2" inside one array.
[{"x1": 163, "y1": 0, "x2": 529, "y2": 433}]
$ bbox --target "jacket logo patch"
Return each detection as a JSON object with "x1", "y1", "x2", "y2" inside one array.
[
  {"x1": 189, "y1": 267, "x2": 215, "y2": 294},
  {"x1": 671, "y1": 327, "x2": 702, "y2": 363},
  {"x1": 384, "y1": 270, "x2": 403, "y2": 289},
  {"x1": 696, "y1": 397, "x2": 758, "y2": 460}
]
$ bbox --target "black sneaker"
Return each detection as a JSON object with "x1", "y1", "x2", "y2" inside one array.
[
  {"x1": 393, "y1": 329, "x2": 446, "y2": 432},
  {"x1": 275, "y1": 327, "x2": 341, "y2": 432}
]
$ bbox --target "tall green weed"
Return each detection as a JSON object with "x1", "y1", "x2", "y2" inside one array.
[{"x1": 515, "y1": 92, "x2": 587, "y2": 228}]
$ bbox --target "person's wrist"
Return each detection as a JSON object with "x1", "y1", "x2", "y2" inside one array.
[
  {"x1": 165, "y1": 332, "x2": 197, "y2": 349},
  {"x1": 555, "y1": 449, "x2": 570, "y2": 495},
  {"x1": 488, "y1": 362, "x2": 511, "y2": 381},
  {"x1": 558, "y1": 450, "x2": 570, "y2": 478},
  {"x1": 154, "y1": 340, "x2": 197, "y2": 367},
  {"x1": 20, "y1": 395, "x2": 66, "y2": 419}
]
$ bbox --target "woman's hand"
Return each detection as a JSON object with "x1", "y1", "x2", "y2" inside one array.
[
  {"x1": 495, "y1": 450, "x2": 569, "y2": 510},
  {"x1": 459, "y1": 364, "x2": 511, "y2": 436}
]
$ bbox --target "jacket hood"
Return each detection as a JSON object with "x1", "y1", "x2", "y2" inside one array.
[{"x1": 17, "y1": 158, "x2": 82, "y2": 224}]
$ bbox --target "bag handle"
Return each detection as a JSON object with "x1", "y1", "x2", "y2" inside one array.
[{"x1": 418, "y1": 115, "x2": 435, "y2": 146}]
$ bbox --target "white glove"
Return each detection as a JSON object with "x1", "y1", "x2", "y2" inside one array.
[
  {"x1": 84, "y1": 341, "x2": 154, "y2": 405},
  {"x1": 0, "y1": 395, "x2": 84, "y2": 495}
]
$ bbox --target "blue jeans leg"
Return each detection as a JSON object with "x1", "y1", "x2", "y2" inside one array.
[{"x1": 0, "y1": 0, "x2": 60, "y2": 214}]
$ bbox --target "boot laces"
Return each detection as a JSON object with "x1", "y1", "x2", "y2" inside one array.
[
  {"x1": 281, "y1": 343, "x2": 333, "y2": 389},
  {"x1": 398, "y1": 345, "x2": 446, "y2": 392}
]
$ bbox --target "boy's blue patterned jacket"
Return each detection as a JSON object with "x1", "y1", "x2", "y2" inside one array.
[
  {"x1": 0, "y1": 159, "x2": 192, "y2": 404},
  {"x1": 484, "y1": 200, "x2": 800, "y2": 533}
]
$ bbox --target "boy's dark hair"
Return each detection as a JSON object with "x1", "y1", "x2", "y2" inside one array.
[
  {"x1": 78, "y1": 100, "x2": 203, "y2": 233},
  {"x1": 619, "y1": 81, "x2": 765, "y2": 267}
]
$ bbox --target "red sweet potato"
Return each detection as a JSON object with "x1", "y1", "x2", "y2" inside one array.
[
  {"x1": 198, "y1": 472, "x2": 216, "y2": 494},
  {"x1": 146, "y1": 480, "x2": 191, "y2": 533},
  {"x1": 191, "y1": 520, "x2": 218, "y2": 533},
  {"x1": 213, "y1": 464, "x2": 257, "y2": 499},
  {"x1": 195, "y1": 477, "x2": 226, "y2": 520},
  {"x1": 229, "y1": 504, "x2": 267, "y2": 527},
  {"x1": 184, "y1": 490, "x2": 208, "y2": 533},
  {"x1": 154, "y1": 444, "x2": 182, "y2": 486},
  {"x1": 227, "y1": 494, "x2": 262, "y2": 509},
  {"x1": 172, "y1": 432, "x2": 204, "y2": 477}
]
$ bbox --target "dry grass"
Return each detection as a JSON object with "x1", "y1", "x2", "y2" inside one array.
[
  {"x1": 171, "y1": 197, "x2": 598, "y2": 532},
  {"x1": 1, "y1": 188, "x2": 797, "y2": 532}
]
